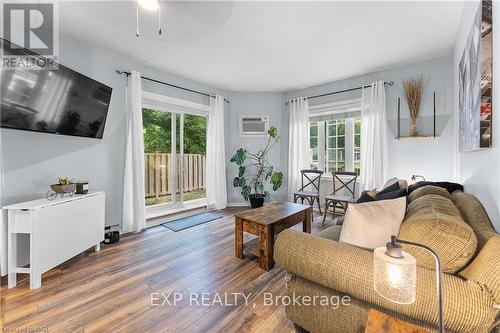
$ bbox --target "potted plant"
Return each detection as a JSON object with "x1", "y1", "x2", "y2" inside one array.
[
  {"x1": 50, "y1": 177, "x2": 76, "y2": 194},
  {"x1": 230, "y1": 127, "x2": 283, "y2": 208}
]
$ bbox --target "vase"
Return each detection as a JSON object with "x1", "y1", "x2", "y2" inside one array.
[{"x1": 410, "y1": 117, "x2": 418, "y2": 136}]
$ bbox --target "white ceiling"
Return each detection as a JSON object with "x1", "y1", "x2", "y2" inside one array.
[{"x1": 59, "y1": 1, "x2": 464, "y2": 92}]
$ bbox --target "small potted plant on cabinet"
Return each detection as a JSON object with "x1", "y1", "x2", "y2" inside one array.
[{"x1": 230, "y1": 127, "x2": 283, "y2": 208}]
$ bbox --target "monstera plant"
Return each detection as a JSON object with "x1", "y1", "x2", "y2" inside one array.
[{"x1": 230, "y1": 126, "x2": 283, "y2": 208}]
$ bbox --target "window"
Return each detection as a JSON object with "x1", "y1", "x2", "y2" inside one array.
[
  {"x1": 310, "y1": 123, "x2": 319, "y2": 169},
  {"x1": 141, "y1": 91, "x2": 210, "y2": 213},
  {"x1": 326, "y1": 119, "x2": 345, "y2": 172},
  {"x1": 308, "y1": 99, "x2": 361, "y2": 174},
  {"x1": 353, "y1": 118, "x2": 361, "y2": 173}
]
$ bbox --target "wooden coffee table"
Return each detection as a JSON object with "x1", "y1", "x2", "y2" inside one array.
[{"x1": 234, "y1": 202, "x2": 312, "y2": 271}]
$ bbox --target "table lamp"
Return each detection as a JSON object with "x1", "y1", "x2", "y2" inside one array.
[
  {"x1": 374, "y1": 235, "x2": 444, "y2": 333},
  {"x1": 410, "y1": 175, "x2": 426, "y2": 184}
]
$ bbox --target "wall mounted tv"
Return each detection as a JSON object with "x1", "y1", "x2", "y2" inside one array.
[{"x1": 0, "y1": 39, "x2": 112, "y2": 139}]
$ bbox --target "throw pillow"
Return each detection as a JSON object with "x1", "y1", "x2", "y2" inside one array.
[
  {"x1": 339, "y1": 197, "x2": 407, "y2": 250},
  {"x1": 383, "y1": 177, "x2": 399, "y2": 189},
  {"x1": 408, "y1": 185, "x2": 450, "y2": 204},
  {"x1": 382, "y1": 178, "x2": 408, "y2": 191},
  {"x1": 407, "y1": 181, "x2": 463, "y2": 194},
  {"x1": 378, "y1": 181, "x2": 400, "y2": 195},
  {"x1": 376, "y1": 188, "x2": 408, "y2": 201},
  {"x1": 356, "y1": 192, "x2": 376, "y2": 203},
  {"x1": 398, "y1": 179, "x2": 409, "y2": 190},
  {"x1": 367, "y1": 188, "x2": 378, "y2": 198}
]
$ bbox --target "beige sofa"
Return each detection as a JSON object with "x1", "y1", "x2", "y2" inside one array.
[{"x1": 274, "y1": 190, "x2": 500, "y2": 333}]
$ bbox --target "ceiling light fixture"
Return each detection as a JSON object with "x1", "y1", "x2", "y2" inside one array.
[
  {"x1": 135, "y1": 0, "x2": 163, "y2": 37},
  {"x1": 137, "y1": 0, "x2": 159, "y2": 11}
]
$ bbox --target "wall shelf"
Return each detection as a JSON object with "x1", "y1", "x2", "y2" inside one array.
[
  {"x1": 396, "y1": 135, "x2": 439, "y2": 141},
  {"x1": 396, "y1": 92, "x2": 437, "y2": 140}
]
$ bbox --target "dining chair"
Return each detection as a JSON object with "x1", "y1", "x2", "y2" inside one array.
[
  {"x1": 322, "y1": 171, "x2": 358, "y2": 225},
  {"x1": 293, "y1": 169, "x2": 324, "y2": 215}
]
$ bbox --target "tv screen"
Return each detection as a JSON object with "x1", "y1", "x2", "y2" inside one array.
[{"x1": 0, "y1": 39, "x2": 112, "y2": 139}]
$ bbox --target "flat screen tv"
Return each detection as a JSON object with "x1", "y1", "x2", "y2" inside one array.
[{"x1": 0, "y1": 39, "x2": 112, "y2": 139}]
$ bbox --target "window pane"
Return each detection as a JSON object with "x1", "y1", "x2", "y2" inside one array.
[
  {"x1": 327, "y1": 148, "x2": 336, "y2": 160},
  {"x1": 183, "y1": 114, "x2": 207, "y2": 202},
  {"x1": 354, "y1": 118, "x2": 361, "y2": 134},
  {"x1": 338, "y1": 136, "x2": 345, "y2": 148},
  {"x1": 310, "y1": 123, "x2": 318, "y2": 136},
  {"x1": 328, "y1": 123, "x2": 337, "y2": 136},
  {"x1": 143, "y1": 108, "x2": 172, "y2": 207},
  {"x1": 328, "y1": 137, "x2": 336, "y2": 148},
  {"x1": 310, "y1": 137, "x2": 318, "y2": 148},
  {"x1": 338, "y1": 120, "x2": 345, "y2": 135},
  {"x1": 311, "y1": 148, "x2": 318, "y2": 161}
]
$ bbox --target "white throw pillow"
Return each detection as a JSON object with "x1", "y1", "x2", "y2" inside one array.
[
  {"x1": 339, "y1": 197, "x2": 407, "y2": 250},
  {"x1": 382, "y1": 177, "x2": 399, "y2": 189}
]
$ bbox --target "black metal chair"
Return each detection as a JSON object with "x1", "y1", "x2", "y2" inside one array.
[
  {"x1": 293, "y1": 169, "x2": 324, "y2": 214},
  {"x1": 322, "y1": 171, "x2": 358, "y2": 225}
]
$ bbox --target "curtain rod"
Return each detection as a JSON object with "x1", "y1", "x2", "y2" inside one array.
[
  {"x1": 286, "y1": 80, "x2": 394, "y2": 105},
  {"x1": 115, "y1": 70, "x2": 230, "y2": 103}
]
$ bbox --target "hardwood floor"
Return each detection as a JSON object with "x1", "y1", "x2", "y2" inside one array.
[{"x1": 0, "y1": 207, "x2": 337, "y2": 333}]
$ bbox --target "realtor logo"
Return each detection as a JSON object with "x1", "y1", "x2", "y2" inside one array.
[{"x1": 2, "y1": 2, "x2": 59, "y2": 69}]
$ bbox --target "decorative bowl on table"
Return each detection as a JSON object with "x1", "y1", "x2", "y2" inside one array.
[
  {"x1": 50, "y1": 183, "x2": 76, "y2": 193},
  {"x1": 46, "y1": 183, "x2": 76, "y2": 200}
]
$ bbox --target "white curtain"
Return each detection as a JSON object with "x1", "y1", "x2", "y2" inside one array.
[
  {"x1": 287, "y1": 97, "x2": 310, "y2": 200},
  {"x1": 206, "y1": 95, "x2": 227, "y2": 210},
  {"x1": 122, "y1": 71, "x2": 146, "y2": 233},
  {"x1": 360, "y1": 80, "x2": 388, "y2": 190}
]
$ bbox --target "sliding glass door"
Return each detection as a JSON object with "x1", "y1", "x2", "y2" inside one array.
[
  {"x1": 142, "y1": 105, "x2": 207, "y2": 214},
  {"x1": 180, "y1": 113, "x2": 207, "y2": 202},
  {"x1": 143, "y1": 108, "x2": 174, "y2": 207}
]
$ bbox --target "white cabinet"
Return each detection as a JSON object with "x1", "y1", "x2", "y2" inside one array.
[{"x1": 3, "y1": 192, "x2": 105, "y2": 289}]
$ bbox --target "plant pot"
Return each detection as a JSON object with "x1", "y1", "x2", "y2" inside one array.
[
  {"x1": 249, "y1": 194, "x2": 265, "y2": 208},
  {"x1": 50, "y1": 183, "x2": 76, "y2": 194},
  {"x1": 410, "y1": 117, "x2": 418, "y2": 136}
]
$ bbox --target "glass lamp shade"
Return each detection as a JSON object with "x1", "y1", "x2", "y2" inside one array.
[{"x1": 373, "y1": 247, "x2": 417, "y2": 304}]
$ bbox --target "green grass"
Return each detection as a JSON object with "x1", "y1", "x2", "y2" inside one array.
[{"x1": 145, "y1": 189, "x2": 206, "y2": 206}]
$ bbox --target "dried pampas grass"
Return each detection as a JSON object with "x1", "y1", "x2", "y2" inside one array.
[
  {"x1": 403, "y1": 75, "x2": 427, "y2": 119},
  {"x1": 403, "y1": 75, "x2": 427, "y2": 135}
]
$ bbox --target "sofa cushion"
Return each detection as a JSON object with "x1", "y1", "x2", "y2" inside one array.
[
  {"x1": 399, "y1": 194, "x2": 477, "y2": 273},
  {"x1": 357, "y1": 186, "x2": 407, "y2": 204},
  {"x1": 459, "y1": 235, "x2": 500, "y2": 304},
  {"x1": 408, "y1": 185, "x2": 450, "y2": 204},
  {"x1": 408, "y1": 181, "x2": 463, "y2": 194},
  {"x1": 383, "y1": 178, "x2": 408, "y2": 191},
  {"x1": 356, "y1": 191, "x2": 376, "y2": 203},
  {"x1": 316, "y1": 225, "x2": 342, "y2": 241},
  {"x1": 451, "y1": 191, "x2": 497, "y2": 252},
  {"x1": 379, "y1": 181, "x2": 400, "y2": 195},
  {"x1": 376, "y1": 188, "x2": 407, "y2": 201},
  {"x1": 339, "y1": 197, "x2": 406, "y2": 250}
]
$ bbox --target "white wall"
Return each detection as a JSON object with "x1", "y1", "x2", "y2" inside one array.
[
  {"x1": 454, "y1": 0, "x2": 500, "y2": 232},
  {"x1": 283, "y1": 55, "x2": 456, "y2": 191},
  {"x1": 1, "y1": 36, "x2": 228, "y2": 229},
  {"x1": 224, "y1": 92, "x2": 286, "y2": 204}
]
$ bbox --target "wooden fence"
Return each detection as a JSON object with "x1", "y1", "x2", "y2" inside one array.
[{"x1": 145, "y1": 153, "x2": 206, "y2": 198}]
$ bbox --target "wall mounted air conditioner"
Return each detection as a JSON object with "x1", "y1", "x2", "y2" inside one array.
[{"x1": 239, "y1": 115, "x2": 269, "y2": 136}]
